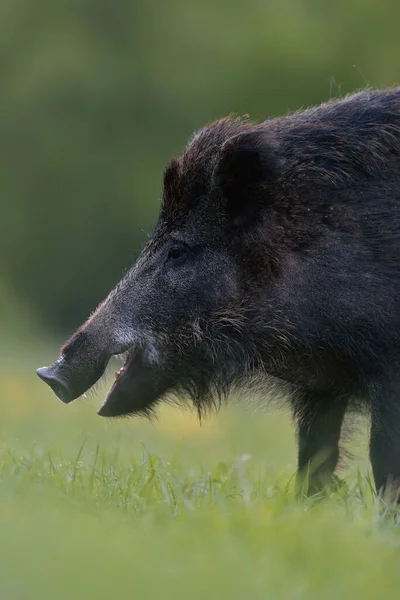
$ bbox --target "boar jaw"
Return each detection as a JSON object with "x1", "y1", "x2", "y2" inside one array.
[{"x1": 97, "y1": 348, "x2": 173, "y2": 418}]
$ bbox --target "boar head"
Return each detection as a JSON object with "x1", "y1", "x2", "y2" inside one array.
[{"x1": 37, "y1": 117, "x2": 289, "y2": 417}]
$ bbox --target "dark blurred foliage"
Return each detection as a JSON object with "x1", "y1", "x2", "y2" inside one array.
[{"x1": 1, "y1": 0, "x2": 400, "y2": 335}]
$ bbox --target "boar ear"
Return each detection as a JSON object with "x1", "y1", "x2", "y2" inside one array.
[{"x1": 213, "y1": 131, "x2": 283, "y2": 227}]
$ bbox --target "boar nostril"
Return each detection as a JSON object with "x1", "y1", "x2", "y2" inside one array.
[{"x1": 36, "y1": 366, "x2": 74, "y2": 404}]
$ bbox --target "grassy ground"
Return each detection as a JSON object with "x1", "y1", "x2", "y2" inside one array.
[{"x1": 1, "y1": 346, "x2": 400, "y2": 599}]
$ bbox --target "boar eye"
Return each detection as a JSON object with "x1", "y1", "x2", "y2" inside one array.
[{"x1": 165, "y1": 245, "x2": 189, "y2": 267}]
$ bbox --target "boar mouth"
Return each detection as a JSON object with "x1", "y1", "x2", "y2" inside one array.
[
  {"x1": 97, "y1": 349, "x2": 139, "y2": 417},
  {"x1": 37, "y1": 345, "x2": 174, "y2": 419},
  {"x1": 98, "y1": 347, "x2": 174, "y2": 417}
]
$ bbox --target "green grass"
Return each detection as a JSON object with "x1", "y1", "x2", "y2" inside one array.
[{"x1": 1, "y1": 351, "x2": 400, "y2": 599}]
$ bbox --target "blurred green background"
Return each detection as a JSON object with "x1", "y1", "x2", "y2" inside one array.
[{"x1": 1, "y1": 0, "x2": 400, "y2": 341}]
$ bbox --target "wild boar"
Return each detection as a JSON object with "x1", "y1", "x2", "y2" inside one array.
[{"x1": 37, "y1": 87, "x2": 400, "y2": 498}]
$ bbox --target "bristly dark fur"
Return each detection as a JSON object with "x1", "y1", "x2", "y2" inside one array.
[
  {"x1": 41, "y1": 87, "x2": 400, "y2": 499},
  {"x1": 156, "y1": 306, "x2": 298, "y2": 422},
  {"x1": 162, "y1": 116, "x2": 255, "y2": 222}
]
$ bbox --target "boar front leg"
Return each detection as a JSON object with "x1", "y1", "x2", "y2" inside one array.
[
  {"x1": 369, "y1": 376, "x2": 400, "y2": 502},
  {"x1": 294, "y1": 391, "x2": 348, "y2": 496}
]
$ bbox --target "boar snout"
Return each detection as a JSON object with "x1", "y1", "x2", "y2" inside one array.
[
  {"x1": 36, "y1": 355, "x2": 108, "y2": 403},
  {"x1": 36, "y1": 359, "x2": 76, "y2": 403}
]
